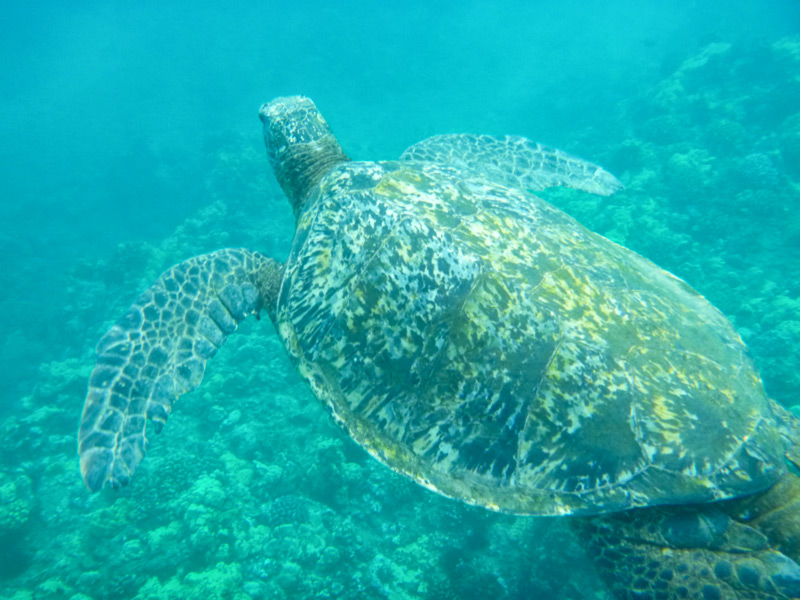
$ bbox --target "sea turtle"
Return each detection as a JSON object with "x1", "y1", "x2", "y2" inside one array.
[{"x1": 78, "y1": 96, "x2": 800, "y2": 599}]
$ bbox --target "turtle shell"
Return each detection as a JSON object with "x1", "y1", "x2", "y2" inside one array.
[{"x1": 275, "y1": 159, "x2": 787, "y2": 517}]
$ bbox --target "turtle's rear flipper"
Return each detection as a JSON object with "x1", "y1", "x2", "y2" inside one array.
[
  {"x1": 400, "y1": 134, "x2": 623, "y2": 196},
  {"x1": 574, "y1": 474, "x2": 800, "y2": 600},
  {"x1": 78, "y1": 248, "x2": 283, "y2": 492}
]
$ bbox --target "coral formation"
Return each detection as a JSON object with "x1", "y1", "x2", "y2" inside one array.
[{"x1": 0, "y1": 472, "x2": 34, "y2": 532}]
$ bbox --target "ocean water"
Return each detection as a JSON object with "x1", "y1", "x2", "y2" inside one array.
[{"x1": 1, "y1": 1, "x2": 799, "y2": 598}]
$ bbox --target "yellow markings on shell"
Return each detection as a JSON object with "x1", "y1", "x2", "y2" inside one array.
[
  {"x1": 330, "y1": 354, "x2": 347, "y2": 370},
  {"x1": 565, "y1": 401, "x2": 597, "y2": 434},
  {"x1": 279, "y1": 321, "x2": 302, "y2": 359},
  {"x1": 659, "y1": 431, "x2": 682, "y2": 448},
  {"x1": 718, "y1": 387, "x2": 736, "y2": 404},
  {"x1": 375, "y1": 169, "x2": 426, "y2": 200},
  {"x1": 297, "y1": 360, "x2": 313, "y2": 380},
  {"x1": 652, "y1": 394, "x2": 679, "y2": 422},
  {"x1": 459, "y1": 215, "x2": 508, "y2": 256},
  {"x1": 395, "y1": 237, "x2": 414, "y2": 263},
  {"x1": 365, "y1": 442, "x2": 397, "y2": 464},
  {"x1": 313, "y1": 246, "x2": 332, "y2": 273},
  {"x1": 400, "y1": 336, "x2": 419, "y2": 354},
  {"x1": 411, "y1": 428, "x2": 441, "y2": 456},
  {"x1": 649, "y1": 394, "x2": 689, "y2": 450}
]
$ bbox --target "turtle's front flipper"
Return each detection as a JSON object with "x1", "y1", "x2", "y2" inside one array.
[
  {"x1": 399, "y1": 133, "x2": 623, "y2": 196},
  {"x1": 78, "y1": 248, "x2": 284, "y2": 492},
  {"x1": 574, "y1": 474, "x2": 800, "y2": 599}
]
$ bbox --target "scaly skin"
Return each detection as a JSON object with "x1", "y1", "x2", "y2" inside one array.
[{"x1": 575, "y1": 473, "x2": 800, "y2": 599}]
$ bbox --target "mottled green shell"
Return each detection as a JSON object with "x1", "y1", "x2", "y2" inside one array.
[{"x1": 276, "y1": 159, "x2": 786, "y2": 517}]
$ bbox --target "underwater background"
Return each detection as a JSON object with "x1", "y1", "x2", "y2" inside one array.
[{"x1": 1, "y1": 1, "x2": 799, "y2": 598}]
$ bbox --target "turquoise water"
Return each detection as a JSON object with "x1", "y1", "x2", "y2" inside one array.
[{"x1": 2, "y1": 1, "x2": 799, "y2": 598}]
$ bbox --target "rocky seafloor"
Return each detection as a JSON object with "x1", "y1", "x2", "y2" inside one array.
[{"x1": 1, "y1": 38, "x2": 799, "y2": 600}]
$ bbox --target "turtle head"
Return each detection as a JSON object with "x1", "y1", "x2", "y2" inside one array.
[{"x1": 259, "y1": 96, "x2": 349, "y2": 219}]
